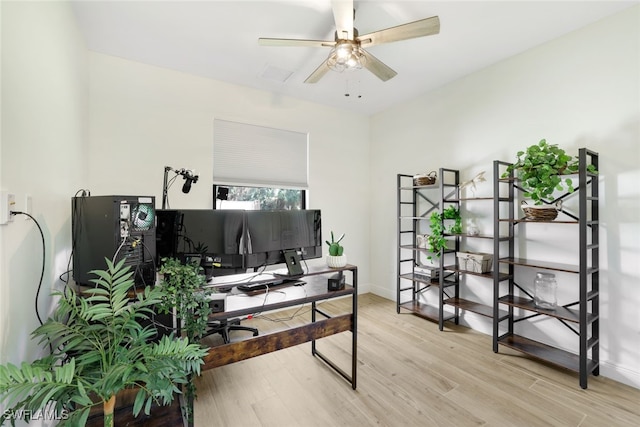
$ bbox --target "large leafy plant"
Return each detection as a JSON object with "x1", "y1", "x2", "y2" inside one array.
[
  {"x1": 502, "y1": 139, "x2": 597, "y2": 204},
  {"x1": 0, "y1": 258, "x2": 208, "y2": 427}
]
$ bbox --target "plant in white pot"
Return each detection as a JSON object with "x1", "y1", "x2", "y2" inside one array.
[{"x1": 326, "y1": 231, "x2": 347, "y2": 268}]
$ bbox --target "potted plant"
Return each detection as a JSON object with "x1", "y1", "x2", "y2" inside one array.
[
  {"x1": 0, "y1": 258, "x2": 208, "y2": 427},
  {"x1": 427, "y1": 206, "x2": 462, "y2": 260},
  {"x1": 157, "y1": 257, "x2": 213, "y2": 425},
  {"x1": 326, "y1": 231, "x2": 346, "y2": 268},
  {"x1": 502, "y1": 139, "x2": 598, "y2": 205}
]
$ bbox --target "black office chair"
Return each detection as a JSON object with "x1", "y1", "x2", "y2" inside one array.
[
  {"x1": 202, "y1": 267, "x2": 259, "y2": 344},
  {"x1": 203, "y1": 318, "x2": 258, "y2": 344}
]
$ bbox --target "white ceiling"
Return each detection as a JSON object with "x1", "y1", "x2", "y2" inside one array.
[{"x1": 71, "y1": 1, "x2": 637, "y2": 116}]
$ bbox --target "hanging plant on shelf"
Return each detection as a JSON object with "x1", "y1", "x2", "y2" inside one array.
[
  {"x1": 502, "y1": 139, "x2": 598, "y2": 205},
  {"x1": 427, "y1": 206, "x2": 462, "y2": 260}
]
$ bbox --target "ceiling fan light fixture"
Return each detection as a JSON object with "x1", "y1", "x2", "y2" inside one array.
[{"x1": 327, "y1": 40, "x2": 366, "y2": 73}]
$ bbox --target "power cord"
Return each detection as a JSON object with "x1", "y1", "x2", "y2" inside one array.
[{"x1": 11, "y1": 211, "x2": 46, "y2": 327}]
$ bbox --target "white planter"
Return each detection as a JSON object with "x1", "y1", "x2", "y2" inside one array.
[{"x1": 326, "y1": 255, "x2": 347, "y2": 268}]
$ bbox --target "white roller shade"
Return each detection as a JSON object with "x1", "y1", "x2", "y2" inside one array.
[{"x1": 213, "y1": 119, "x2": 309, "y2": 189}]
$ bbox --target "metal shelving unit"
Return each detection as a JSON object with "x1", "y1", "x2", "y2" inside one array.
[
  {"x1": 396, "y1": 170, "x2": 460, "y2": 329},
  {"x1": 492, "y1": 149, "x2": 600, "y2": 389}
]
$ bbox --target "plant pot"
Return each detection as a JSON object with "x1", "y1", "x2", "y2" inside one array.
[
  {"x1": 521, "y1": 200, "x2": 562, "y2": 221},
  {"x1": 326, "y1": 255, "x2": 347, "y2": 268}
]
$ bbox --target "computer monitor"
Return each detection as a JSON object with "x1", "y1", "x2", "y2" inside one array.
[
  {"x1": 156, "y1": 209, "x2": 245, "y2": 271},
  {"x1": 244, "y1": 210, "x2": 322, "y2": 269}
]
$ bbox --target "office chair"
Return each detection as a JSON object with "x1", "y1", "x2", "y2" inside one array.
[
  {"x1": 203, "y1": 318, "x2": 258, "y2": 344},
  {"x1": 202, "y1": 267, "x2": 260, "y2": 344}
]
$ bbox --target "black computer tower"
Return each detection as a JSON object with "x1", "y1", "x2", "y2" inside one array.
[{"x1": 72, "y1": 195, "x2": 156, "y2": 287}]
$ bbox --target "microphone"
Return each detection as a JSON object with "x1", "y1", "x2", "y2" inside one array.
[{"x1": 177, "y1": 169, "x2": 199, "y2": 193}]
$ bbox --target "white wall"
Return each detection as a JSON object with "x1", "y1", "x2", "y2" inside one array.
[
  {"x1": 86, "y1": 53, "x2": 372, "y2": 286},
  {"x1": 370, "y1": 6, "x2": 640, "y2": 388},
  {"x1": 0, "y1": 0, "x2": 88, "y2": 375}
]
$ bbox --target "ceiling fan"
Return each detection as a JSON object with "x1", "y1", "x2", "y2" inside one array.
[{"x1": 258, "y1": 0, "x2": 440, "y2": 83}]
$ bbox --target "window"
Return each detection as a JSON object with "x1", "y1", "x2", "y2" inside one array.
[
  {"x1": 214, "y1": 185, "x2": 305, "y2": 210},
  {"x1": 213, "y1": 119, "x2": 308, "y2": 210}
]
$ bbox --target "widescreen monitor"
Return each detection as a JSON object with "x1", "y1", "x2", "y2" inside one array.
[
  {"x1": 156, "y1": 209, "x2": 245, "y2": 270},
  {"x1": 244, "y1": 209, "x2": 322, "y2": 269}
]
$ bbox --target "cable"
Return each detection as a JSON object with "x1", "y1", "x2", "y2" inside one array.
[
  {"x1": 254, "y1": 286, "x2": 310, "y2": 322},
  {"x1": 164, "y1": 174, "x2": 179, "y2": 209},
  {"x1": 11, "y1": 211, "x2": 46, "y2": 327}
]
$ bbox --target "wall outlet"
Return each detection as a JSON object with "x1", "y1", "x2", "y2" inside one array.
[{"x1": 1, "y1": 191, "x2": 16, "y2": 225}]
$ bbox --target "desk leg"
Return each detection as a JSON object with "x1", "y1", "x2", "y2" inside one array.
[
  {"x1": 352, "y1": 268, "x2": 357, "y2": 390},
  {"x1": 311, "y1": 300, "x2": 317, "y2": 356},
  {"x1": 310, "y1": 270, "x2": 357, "y2": 390}
]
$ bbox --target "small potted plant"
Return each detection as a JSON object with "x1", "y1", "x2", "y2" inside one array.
[
  {"x1": 326, "y1": 231, "x2": 347, "y2": 268},
  {"x1": 502, "y1": 139, "x2": 597, "y2": 205},
  {"x1": 427, "y1": 206, "x2": 462, "y2": 260}
]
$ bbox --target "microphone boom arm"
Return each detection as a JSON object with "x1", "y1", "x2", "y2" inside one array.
[{"x1": 162, "y1": 166, "x2": 199, "y2": 209}]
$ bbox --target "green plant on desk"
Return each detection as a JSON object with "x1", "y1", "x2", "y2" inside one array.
[
  {"x1": 326, "y1": 231, "x2": 345, "y2": 256},
  {"x1": 0, "y1": 258, "x2": 207, "y2": 427},
  {"x1": 157, "y1": 257, "x2": 214, "y2": 425},
  {"x1": 157, "y1": 257, "x2": 212, "y2": 342}
]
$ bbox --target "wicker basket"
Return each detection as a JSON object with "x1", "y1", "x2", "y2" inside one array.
[
  {"x1": 413, "y1": 171, "x2": 437, "y2": 186},
  {"x1": 456, "y1": 252, "x2": 492, "y2": 273},
  {"x1": 521, "y1": 200, "x2": 562, "y2": 221}
]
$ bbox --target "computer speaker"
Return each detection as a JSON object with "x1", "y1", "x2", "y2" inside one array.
[
  {"x1": 327, "y1": 273, "x2": 345, "y2": 291},
  {"x1": 208, "y1": 293, "x2": 226, "y2": 313}
]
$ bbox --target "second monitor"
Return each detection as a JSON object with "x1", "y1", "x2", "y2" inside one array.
[{"x1": 244, "y1": 209, "x2": 322, "y2": 269}]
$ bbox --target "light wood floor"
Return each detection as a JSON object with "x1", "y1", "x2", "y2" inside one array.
[{"x1": 194, "y1": 293, "x2": 640, "y2": 426}]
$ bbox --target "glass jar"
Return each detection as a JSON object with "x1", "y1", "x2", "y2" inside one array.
[{"x1": 534, "y1": 272, "x2": 557, "y2": 310}]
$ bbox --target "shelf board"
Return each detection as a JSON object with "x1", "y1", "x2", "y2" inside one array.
[
  {"x1": 399, "y1": 184, "x2": 438, "y2": 190},
  {"x1": 399, "y1": 273, "x2": 439, "y2": 286},
  {"x1": 444, "y1": 197, "x2": 493, "y2": 202},
  {"x1": 444, "y1": 233, "x2": 512, "y2": 241},
  {"x1": 398, "y1": 301, "x2": 440, "y2": 323},
  {"x1": 443, "y1": 297, "x2": 507, "y2": 318},
  {"x1": 498, "y1": 295, "x2": 597, "y2": 324},
  {"x1": 399, "y1": 244, "x2": 432, "y2": 253},
  {"x1": 443, "y1": 265, "x2": 511, "y2": 281},
  {"x1": 499, "y1": 218, "x2": 579, "y2": 224},
  {"x1": 498, "y1": 334, "x2": 598, "y2": 375},
  {"x1": 498, "y1": 257, "x2": 580, "y2": 274}
]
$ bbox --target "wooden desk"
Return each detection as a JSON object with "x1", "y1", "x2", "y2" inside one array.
[{"x1": 201, "y1": 264, "x2": 357, "y2": 390}]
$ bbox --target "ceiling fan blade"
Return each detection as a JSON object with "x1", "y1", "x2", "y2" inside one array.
[
  {"x1": 304, "y1": 59, "x2": 331, "y2": 83},
  {"x1": 360, "y1": 49, "x2": 397, "y2": 82},
  {"x1": 259, "y1": 38, "x2": 334, "y2": 48},
  {"x1": 331, "y1": 0, "x2": 354, "y2": 40},
  {"x1": 358, "y1": 16, "x2": 440, "y2": 47}
]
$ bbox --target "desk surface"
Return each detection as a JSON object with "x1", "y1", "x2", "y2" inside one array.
[{"x1": 206, "y1": 264, "x2": 357, "y2": 321}]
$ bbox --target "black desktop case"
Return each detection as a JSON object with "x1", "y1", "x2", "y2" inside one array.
[{"x1": 72, "y1": 195, "x2": 156, "y2": 287}]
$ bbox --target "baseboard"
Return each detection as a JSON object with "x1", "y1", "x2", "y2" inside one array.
[{"x1": 599, "y1": 360, "x2": 640, "y2": 389}]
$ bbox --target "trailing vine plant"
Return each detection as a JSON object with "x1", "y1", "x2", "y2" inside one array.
[
  {"x1": 427, "y1": 206, "x2": 462, "y2": 260},
  {"x1": 157, "y1": 257, "x2": 213, "y2": 425}
]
